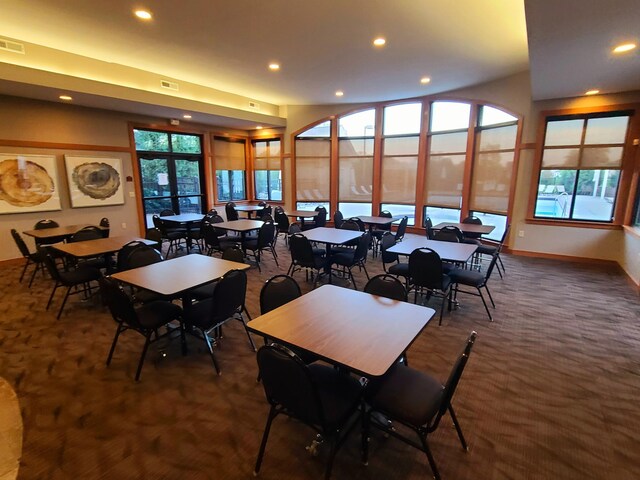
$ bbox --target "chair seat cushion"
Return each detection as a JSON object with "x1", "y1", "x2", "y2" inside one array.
[
  {"x1": 388, "y1": 263, "x2": 409, "y2": 276},
  {"x1": 242, "y1": 239, "x2": 259, "y2": 250},
  {"x1": 189, "y1": 282, "x2": 217, "y2": 302},
  {"x1": 476, "y1": 244, "x2": 498, "y2": 255},
  {"x1": 448, "y1": 268, "x2": 484, "y2": 287},
  {"x1": 308, "y1": 364, "x2": 363, "y2": 429},
  {"x1": 136, "y1": 301, "x2": 182, "y2": 329},
  {"x1": 462, "y1": 238, "x2": 482, "y2": 245},
  {"x1": 134, "y1": 288, "x2": 171, "y2": 304},
  {"x1": 366, "y1": 363, "x2": 443, "y2": 427},
  {"x1": 60, "y1": 266, "x2": 102, "y2": 284},
  {"x1": 329, "y1": 252, "x2": 355, "y2": 267}
]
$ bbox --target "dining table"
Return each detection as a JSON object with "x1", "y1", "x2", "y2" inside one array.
[
  {"x1": 285, "y1": 210, "x2": 318, "y2": 227},
  {"x1": 387, "y1": 235, "x2": 478, "y2": 264},
  {"x1": 51, "y1": 235, "x2": 156, "y2": 262},
  {"x1": 354, "y1": 215, "x2": 401, "y2": 232},
  {"x1": 23, "y1": 224, "x2": 109, "y2": 242},
  {"x1": 432, "y1": 222, "x2": 495, "y2": 236},
  {"x1": 211, "y1": 219, "x2": 264, "y2": 242},
  {"x1": 159, "y1": 213, "x2": 205, "y2": 253},
  {"x1": 234, "y1": 205, "x2": 265, "y2": 218},
  {"x1": 246, "y1": 284, "x2": 435, "y2": 378}
]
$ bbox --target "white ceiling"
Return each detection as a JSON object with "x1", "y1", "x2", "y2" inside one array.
[{"x1": 0, "y1": 0, "x2": 638, "y2": 127}]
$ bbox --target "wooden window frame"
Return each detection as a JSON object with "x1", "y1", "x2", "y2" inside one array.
[{"x1": 251, "y1": 135, "x2": 285, "y2": 203}]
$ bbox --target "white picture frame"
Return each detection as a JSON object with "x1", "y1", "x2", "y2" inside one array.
[
  {"x1": 64, "y1": 155, "x2": 125, "y2": 208},
  {"x1": 0, "y1": 153, "x2": 61, "y2": 214}
]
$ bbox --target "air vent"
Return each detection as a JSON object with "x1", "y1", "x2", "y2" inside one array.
[
  {"x1": 160, "y1": 80, "x2": 179, "y2": 91},
  {"x1": 248, "y1": 101, "x2": 260, "y2": 110},
  {"x1": 0, "y1": 39, "x2": 25, "y2": 54}
]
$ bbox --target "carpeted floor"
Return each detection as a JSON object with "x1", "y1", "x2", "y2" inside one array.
[{"x1": 1, "y1": 234, "x2": 639, "y2": 480}]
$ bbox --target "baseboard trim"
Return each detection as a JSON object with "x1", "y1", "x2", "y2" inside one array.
[{"x1": 0, "y1": 258, "x2": 24, "y2": 267}]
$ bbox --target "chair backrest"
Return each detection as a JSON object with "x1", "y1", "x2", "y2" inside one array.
[
  {"x1": 260, "y1": 275, "x2": 302, "y2": 314},
  {"x1": 432, "y1": 225, "x2": 463, "y2": 243},
  {"x1": 99, "y1": 276, "x2": 142, "y2": 330},
  {"x1": 289, "y1": 233, "x2": 315, "y2": 267},
  {"x1": 348, "y1": 217, "x2": 365, "y2": 232},
  {"x1": 380, "y1": 231, "x2": 398, "y2": 265},
  {"x1": 11, "y1": 229, "x2": 32, "y2": 258},
  {"x1": 314, "y1": 206, "x2": 327, "y2": 227},
  {"x1": 483, "y1": 251, "x2": 500, "y2": 282},
  {"x1": 424, "y1": 216, "x2": 433, "y2": 239},
  {"x1": 159, "y1": 209, "x2": 175, "y2": 216},
  {"x1": 462, "y1": 216, "x2": 482, "y2": 225},
  {"x1": 274, "y1": 206, "x2": 285, "y2": 215},
  {"x1": 37, "y1": 247, "x2": 61, "y2": 281},
  {"x1": 34, "y1": 219, "x2": 59, "y2": 230},
  {"x1": 221, "y1": 245, "x2": 245, "y2": 263},
  {"x1": 353, "y1": 232, "x2": 371, "y2": 262},
  {"x1": 333, "y1": 210, "x2": 344, "y2": 229},
  {"x1": 99, "y1": 217, "x2": 110, "y2": 227},
  {"x1": 341, "y1": 219, "x2": 361, "y2": 231},
  {"x1": 408, "y1": 248, "x2": 445, "y2": 290},
  {"x1": 258, "y1": 221, "x2": 277, "y2": 248},
  {"x1": 395, "y1": 216, "x2": 408, "y2": 242},
  {"x1": 288, "y1": 223, "x2": 301, "y2": 235},
  {"x1": 431, "y1": 331, "x2": 477, "y2": 429},
  {"x1": 117, "y1": 241, "x2": 147, "y2": 271},
  {"x1": 274, "y1": 210, "x2": 290, "y2": 231},
  {"x1": 124, "y1": 244, "x2": 163, "y2": 269},
  {"x1": 498, "y1": 224, "x2": 511, "y2": 249},
  {"x1": 364, "y1": 274, "x2": 407, "y2": 301},
  {"x1": 257, "y1": 343, "x2": 326, "y2": 427},
  {"x1": 211, "y1": 269, "x2": 247, "y2": 323},
  {"x1": 145, "y1": 228, "x2": 162, "y2": 247},
  {"x1": 225, "y1": 202, "x2": 239, "y2": 221},
  {"x1": 68, "y1": 226, "x2": 104, "y2": 243},
  {"x1": 202, "y1": 222, "x2": 222, "y2": 249},
  {"x1": 378, "y1": 210, "x2": 393, "y2": 231},
  {"x1": 259, "y1": 205, "x2": 273, "y2": 221}
]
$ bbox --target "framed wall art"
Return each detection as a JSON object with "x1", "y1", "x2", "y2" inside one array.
[
  {"x1": 64, "y1": 156, "x2": 125, "y2": 208},
  {"x1": 0, "y1": 153, "x2": 61, "y2": 214}
]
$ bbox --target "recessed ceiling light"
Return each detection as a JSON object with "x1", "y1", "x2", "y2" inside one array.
[
  {"x1": 335, "y1": 90, "x2": 344, "y2": 97},
  {"x1": 59, "y1": 95, "x2": 73, "y2": 101},
  {"x1": 134, "y1": 9, "x2": 152, "y2": 20},
  {"x1": 420, "y1": 77, "x2": 431, "y2": 85},
  {"x1": 613, "y1": 43, "x2": 636, "y2": 54},
  {"x1": 585, "y1": 89, "x2": 600, "y2": 96},
  {"x1": 268, "y1": 63, "x2": 280, "y2": 71},
  {"x1": 183, "y1": 114, "x2": 192, "y2": 119},
  {"x1": 373, "y1": 37, "x2": 386, "y2": 47},
  {"x1": 256, "y1": 126, "x2": 263, "y2": 130}
]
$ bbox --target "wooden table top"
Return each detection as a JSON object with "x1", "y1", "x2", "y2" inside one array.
[
  {"x1": 247, "y1": 284, "x2": 434, "y2": 377},
  {"x1": 432, "y1": 222, "x2": 495, "y2": 235},
  {"x1": 300, "y1": 227, "x2": 362, "y2": 245},
  {"x1": 355, "y1": 215, "x2": 401, "y2": 226},
  {"x1": 23, "y1": 224, "x2": 108, "y2": 239},
  {"x1": 387, "y1": 235, "x2": 478, "y2": 263},
  {"x1": 159, "y1": 213, "x2": 204, "y2": 224},
  {"x1": 286, "y1": 210, "x2": 318, "y2": 218},
  {"x1": 234, "y1": 205, "x2": 265, "y2": 212},
  {"x1": 52, "y1": 235, "x2": 156, "y2": 258},
  {"x1": 111, "y1": 254, "x2": 249, "y2": 296},
  {"x1": 213, "y1": 219, "x2": 264, "y2": 232}
]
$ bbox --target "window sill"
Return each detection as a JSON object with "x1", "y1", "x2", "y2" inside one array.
[
  {"x1": 623, "y1": 225, "x2": 640, "y2": 239},
  {"x1": 525, "y1": 218, "x2": 622, "y2": 230}
]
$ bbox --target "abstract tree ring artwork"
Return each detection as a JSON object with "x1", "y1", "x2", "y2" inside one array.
[
  {"x1": 65, "y1": 156, "x2": 125, "y2": 208},
  {"x1": 0, "y1": 154, "x2": 61, "y2": 214}
]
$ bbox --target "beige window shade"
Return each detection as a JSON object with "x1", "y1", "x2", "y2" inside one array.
[
  {"x1": 254, "y1": 140, "x2": 282, "y2": 170},
  {"x1": 339, "y1": 138, "x2": 374, "y2": 156},
  {"x1": 381, "y1": 155, "x2": 418, "y2": 203},
  {"x1": 296, "y1": 157, "x2": 330, "y2": 200},
  {"x1": 429, "y1": 131, "x2": 467, "y2": 154},
  {"x1": 339, "y1": 157, "x2": 373, "y2": 201},
  {"x1": 424, "y1": 154, "x2": 465, "y2": 208},
  {"x1": 214, "y1": 138, "x2": 246, "y2": 170},
  {"x1": 581, "y1": 147, "x2": 623, "y2": 168},
  {"x1": 584, "y1": 116, "x2": 629, "y2": 145},
  {"x1": 544, "y1": 119, "x2": 583, "y2": 146},
  {"x1": 477, "y1": 124, "x2": 517, "y2": 151},
  {"x1": 470, "y1": 151, "x2": 514, "y2": 213},
  {"x1": 541, "y1": 148, "x2": 580, "y2": 168},
  {"x1": 383, "y1": 136, "x2": 419, "y2": 155},
  {"x1": 296, "y1": 139, "x2": 330, "y2": 156},
  {"x1": 254, "y1": 157, "x2": 282, "y2": 170}
]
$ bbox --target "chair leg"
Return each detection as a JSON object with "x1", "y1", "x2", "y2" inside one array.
[
  {"x1": 106, "y1": 324, "x2": 125, "y2": 366},
  {"x1": 57, "y1": 286, "x2": 73, "y2": 319},
  {"x1": 46, "y1": 283, "x2": 59, "y2": 310},
  {"x1": 28, "y1": 263, "x2": 40, "y2": 288},
  {"x1": 325, "y1": 438, "x2": 339, "y2": 480},
  {"x1": 477, "y1": 287, "x2": 492, "y2": 321},
  {"x1": 270, "y1": 246, "x2": 279, "y2": 267},
  {"x1": 134, "y1": 331, "x2": 153, "y2": 381},
  {"x1": 484, "y1": 284, "x2": 496, "y2": 308},
  {"x1": 254, "y1": 406, "x2": 278, "y2": 475},
  {"x1": 202, "y1": 329, "x2": 221, "y2": 375},
  {"x1": 362, "y1": 406, "x2": 370, "y2": 465},
  {"x1": 349, "y1": 269, "x2": 358, "y2": 290},
  {"x1": 418, "y1": 434, "x2": 441, "y2": 480},
  {"x1": 19, "y1": 259, "x2": 30, "y2": 283},
  {"x1": 448, "y1": 405, "x2": 469, "y2": 451},
  {"x1": 438, "y1": 292, "x2": 446, "y2": 326},
  {"x1": 240, "y1": 313, "x2": 257, "y2": 352}
]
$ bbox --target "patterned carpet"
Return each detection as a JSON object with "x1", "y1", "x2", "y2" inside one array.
[{"x1": 1, "y1": 233, "x2": 639, "y2": 480}]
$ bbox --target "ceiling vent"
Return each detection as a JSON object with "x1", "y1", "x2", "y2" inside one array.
[
  {"x1": 0, "y1": 39, "x2": 25, "y2": 54},
  {"x1": 160, "y1": 80, "x2": 179, "y2": 91},
  {"x1": 248, "y1": 101, "x2": 260, "y2": 110}
]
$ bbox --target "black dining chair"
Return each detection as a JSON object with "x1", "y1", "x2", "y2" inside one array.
[
  {"x1": 242, "y1": 221, "x2": 279, "y2": 272},
  {"x1": 225, "y1": 201, "x2": 239, "y2": 221},
  {"x1": 371, "y1": 210, "x2": 393, "y2": 255},
  {"x1": 333, "y1": 210, "x2": 344, "y2": 229},
  {"x1": 254, "y1": 343, "x2": 364, "y2": 479},
  {"x1": 328, "y1": 232, "x2": 371, "y2": 290},
  {"x1": 394, "y1": 216, "x2": 408, "y2": 242},
  {"x1": 99, "y1": 217, "x2": 110, "y2": 238},
  {"x1": 11, "y1": 228, "x2": 44, "y2": 287},
  {"x1": 380, "y1": 231, "x2": 409, "y2": 285},
  {"x1": 363, "y1": 332, "x2": 478, "y2": 480},
  {"x1": 184, "y1": 269, "x2": 255, "y2": 375},
  {"x1": 448, "y1": 251, "x2": 499, "y2": 321},
  {"x1": 407, "y1": 248, "x2": 453, "y2": 325},
  {"x1": 99, "y1": 276, "x2": 183, "y2": 381},
  {"x1": 274, "y1": 207, "x2": 290, "y2": 245},
  {"x1": 476, "y1": 224, "x2": 510, "y2": 278},
  {"x1": 287, "y1": 233, "x2": 327, "y2": 288},
  {"x1": 364, "y1": 274, "x2": 407, "y2": 302}
]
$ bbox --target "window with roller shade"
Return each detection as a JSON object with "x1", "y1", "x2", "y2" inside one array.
[
  {"x1": 213, "y1": 136, "x2": 247, "y2": 202},
  {"x1": 533, "y1": 112, "x2": 629, "y2": 222},
  {"x1": 338, "y1": 109, "x2": 375, "y2": 217},
  {"x1": 380, "y1": 103, "x2": 422, "y2": 225},
  {"x1": 252, "y1": 139, "x2": 282, "y2": 201},
  {"x1": 295, "y1": 120, "x2": 331, "y2": 210}
]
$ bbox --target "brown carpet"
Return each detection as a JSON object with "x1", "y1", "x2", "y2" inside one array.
[{"x1": 1, "y1": 234, "x2": 639, "y2": 480}]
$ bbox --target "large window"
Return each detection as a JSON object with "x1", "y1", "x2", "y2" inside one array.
[
  {"x1": 295, "y1": 120, "x2": 331, "y2": 210},
  {"x1": 213, "y1": 137, "x2": 247, "y2": 202},
  {"x1": 534, "y1": 112, "x2": 629, "y2": 222},
  {"x1": 252, "y1": 139, "x2": 282, "y2": 201},
  {"x1": 134, "y1": 129, "x2": 205, "y2": 227}
]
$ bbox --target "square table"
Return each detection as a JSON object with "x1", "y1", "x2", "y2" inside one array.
[
  {"x1": 432, "y1": 222, "x2": 495, "y2": 236},
  {"x1": 387, "y1": 236, "x2": 478, "y2": 264},
  {"x1": 286, "y1": 210, "x2": 318, "y2": 227},
  {"x1": 52, "y1": 235, "x2": 156, "y2": 259},
  {"x1": 247, "y1": 284, "x2": 435, "y2": 377},
  {"x1": 23, "y1": 224, "x2": 109, "y2": 241},
  {"x1": 299, "y1": 227, "x2": 362, "y2": 253},
  {"x1": 353, "y1": 215, "x2": 401, "y2": 232},
  {"x1": 212, "y1": 219, "x2": 264, "y2": 241},
  {"x1": 234, "y1": 205, "x2": 265, "y2": 218},
  {"x1": 159, "y1": 213, "x2": 205, "y2": 253}
]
